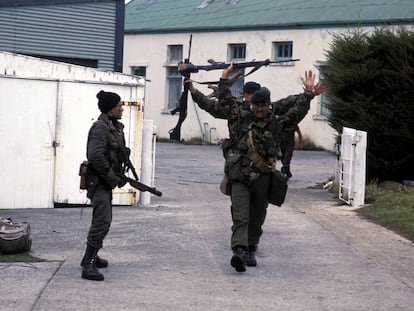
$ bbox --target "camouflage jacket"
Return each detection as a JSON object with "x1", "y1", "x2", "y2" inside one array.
[
  {"x1": 216, "y1": 78, "x2": 313, "y2": 182},
  {"x1": 272, "y1": 90, "x2": 314, "y2": 135},
  {"x1": 191, "y1": 88, "x2": 250, "y2": 142}
]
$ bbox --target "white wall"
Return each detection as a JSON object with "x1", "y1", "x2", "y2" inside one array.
[
  {"x1": 124, "y1": 26, "x2": 408, "y2": 151},
  {"x1": 0, "y1": 52, "x2": 145, "y2": 208},
  {"x1": 124, "y1": 29, "x2": 339, "y2": 150}
]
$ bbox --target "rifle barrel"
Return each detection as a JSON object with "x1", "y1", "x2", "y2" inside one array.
[
  {"x1": 125, "y1": 177, "x2": 162, "y2": 197},
  {"x1": 179, "y1": 58, "x2": 300, "y2": 74}
]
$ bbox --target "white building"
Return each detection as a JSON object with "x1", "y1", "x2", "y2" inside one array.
[{"x1": 123, "y1": 0, "x2": 414, "y2": 150}]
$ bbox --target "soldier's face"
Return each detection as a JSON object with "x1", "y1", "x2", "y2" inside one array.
[
  {"x1": 107, "y1": 101, "x2": 124, "y2": 119},
  {"x1": 251, "y1": 103, "x2": 270, "y2": 119}
]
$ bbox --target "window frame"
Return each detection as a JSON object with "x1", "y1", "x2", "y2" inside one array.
[
  {"x1": 314, "y1": 61, "x2": 330, "y2": 118},
  {"x1": 166, "y1": 44, "x2": 184, "y2": 111},
  {"x1": 227, "y1": 43, "x2": 246, "y2": 97},
  {"x1": 272, "y1": 41, "x2": 293, "y2": 61},
  {"x1": 131, "y1": 66, "x2": 147, "y2": 77}
]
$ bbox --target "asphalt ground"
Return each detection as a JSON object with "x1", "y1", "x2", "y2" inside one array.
[{"x1": 1, "y1": 142, "x2": 414, "y2": 311}]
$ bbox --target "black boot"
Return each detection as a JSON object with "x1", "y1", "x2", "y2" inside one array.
[
  {"x1": 244, "y1": 245, "x2": 257, "y2": 267},
  {"x1": 81, "y1": 245, "x2": 104, "y2": 281},
  {"x1": 80, "y1": 252, "x2": 108, "y2": 268},
  {"x1": 231, "y1": 246, "x2": 246, "y2": 272}
]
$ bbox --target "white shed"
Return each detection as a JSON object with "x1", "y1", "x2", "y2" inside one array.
[{"x1": 0, "y1": 52, "x2": 145, "y2": 209}]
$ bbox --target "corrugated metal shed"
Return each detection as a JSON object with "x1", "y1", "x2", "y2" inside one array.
[
  {"x1": 125, "y1": 0, "x2": 414, "y2": 33},
  {"x1": 0, "y1": 0, "x2": 124, "y2": 71}
]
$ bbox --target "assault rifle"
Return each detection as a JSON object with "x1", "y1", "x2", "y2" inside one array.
[
  {"x1": 122, "y1": 176, "x2": 162, "y2": 197},
  {"x1": 178, "y1": 58, "x2": 300, "y2": 75},
  {"x1": 121, "y1": 148, "x2": 162, "y2": 197},
  {"x1": 169, "y1": 35, "x2": 192, "y2": 141}
]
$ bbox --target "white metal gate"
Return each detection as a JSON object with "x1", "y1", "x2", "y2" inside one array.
[{"x1": 339, "y1": 127, "x2": 367, "y2": 207}]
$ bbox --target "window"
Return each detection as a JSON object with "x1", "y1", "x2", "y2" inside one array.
[
  {"x1": 319, "y1": 71, "x2": 330, "y2": 117},
  {"x1": 166, "y1": 45, "x2": 183, "y2": 110},
  {"x1": 314, "y1": 64, "x2": 330, "y2": 118},
  {"x1": 273, "y1": 41, "x2": 293, "y2": 60},
  {"x1": 167, "y1": 67, "x2": 182, "y2": 110},
  {"x1": 131, "y1": 66, "x2": 146, "y2": 77},
  {"x1": 320, "y1": 92, "x2": 330, "y2": 118},
  {"x1": 168, "y1": 45, "x2": 183, "y2": 62},
  {"x1": 228, "y1": 43, "x2": 246, "y2": 96},
  {"x1": 228, "y1": 43, "x2": 246, "y2": 61}
]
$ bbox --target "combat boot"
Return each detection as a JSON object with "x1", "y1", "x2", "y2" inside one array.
[
  {"x1": 80, "y1": 252, "x2": 108, "y2": 268},
  {"x1": 81, "y1": 245, "x2": 104, "y2": 281},
  {"x1": 231, "y1": 246, "x2": 246, "y2": 272},
  {"x1": 244, "y1": 245, "x2": 257, "y2": 267}
]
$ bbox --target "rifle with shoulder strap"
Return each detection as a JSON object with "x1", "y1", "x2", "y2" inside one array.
[
  {"x1": 169, "y1": 34, "x2": 193, "y2": 141},
  {"x1": 179, "y1": 58, "x2": 300, "y2": 77},
  {"x1": 120, "y1": 147, "x2": 163, "y2": 197}
]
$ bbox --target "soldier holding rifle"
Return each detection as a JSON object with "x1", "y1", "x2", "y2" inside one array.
[
  {"x1": 79, "y1": 90, "x2": 128, "y2": 281},
  {"x1": 188, "y1": 63, "x2": 326, "y2": 272},
  {"x1": 219, "y1": 63, "x2": 327, "y2": 272}
]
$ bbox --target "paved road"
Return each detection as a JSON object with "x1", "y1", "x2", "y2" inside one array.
[{"x1": 1, "y1": 142, "x2": 413, "y2": 311}]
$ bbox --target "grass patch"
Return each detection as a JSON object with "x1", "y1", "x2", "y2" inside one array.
[
  {"x1": 0, "y1": 253, "x2": 46, "y2": 263},
  {"x1": 357, "y1": 182, "x2": 414, "y2": 241}
]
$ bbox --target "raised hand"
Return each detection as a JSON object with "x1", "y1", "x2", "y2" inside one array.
[
  {"x1": 300, "y1": 70, "x2": 327, "y2": 95},
  {"x1": 313, "y1": 80, "x2": 328, "y2": 95},
  {"x1": 221, "y1": 62, "x2": 234, "y2": 79},
  {"x1": 301, "y1": 70, "x2": 316, "y2": 91}
]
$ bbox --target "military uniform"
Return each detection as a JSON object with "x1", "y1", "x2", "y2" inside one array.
[
  {"x1": 191, "y1": 80, "x2": 314, "y2": 271},
  {"x1": 191, "y1": 86, "x2": 250, "y2": 158},
  {"x1": 81, "y1": 90, "x2": 126, "y2": 281},
  {"x1": 272, "y1": 93, "x2": 313, "y2": 177},
  {"x1": 218, "y1": 79, "x2": 314, "y2": 270},
  {"x1": 86, "y1": 113, "x2": 126, "y2": 250}
]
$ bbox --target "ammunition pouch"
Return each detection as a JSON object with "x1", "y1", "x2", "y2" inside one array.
[
  {"x1": 79, "y1": 161, "x2": 99, "y2": 199},
  {"x1": 268, "y1": 170, "x2": 288, "y2": 207},
  {"x1": 219, "y1": 175, "x2": 232, "y2": 196},
  {"x1": 221, "y1": 138, "x2": 233, "y2": 159},
  {"x1": 224, "y1": 153, "x2": 242, "y2": 181}
]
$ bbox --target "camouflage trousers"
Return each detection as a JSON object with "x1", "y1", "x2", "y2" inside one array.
[
  {"x1": 281, "y1": 130, "x2": 295, "y2": 169},
  {"x1": 230, "y1": 173, "x2": 271, "y2": 249},
  {"x1": 87, "y1": 182, "x2": 113, "y2": 250}
]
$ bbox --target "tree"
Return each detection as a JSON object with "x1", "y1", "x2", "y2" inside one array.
[{"x1": 322, "y1": 28, "x2": 414, "y2": 182}]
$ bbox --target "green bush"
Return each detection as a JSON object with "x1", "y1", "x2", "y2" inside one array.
[{"x1": 322, "y1": 28, "x2": 414, "y2": 182}]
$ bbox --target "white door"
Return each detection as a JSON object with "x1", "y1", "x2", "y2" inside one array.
[
  {"x1": 53, "y1": 83, "x2": 143, "y2": 205},
  {"x1": 0, "y1": 78, "x2": 56, "y2": 209}
]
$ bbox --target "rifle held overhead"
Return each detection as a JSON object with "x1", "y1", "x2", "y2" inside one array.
[{"x1": 178, "y1": 58, "x2": 300, "y2": 75}]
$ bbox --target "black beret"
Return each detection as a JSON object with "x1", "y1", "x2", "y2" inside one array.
[
  {"x1": 251, "y1": 88, "x2": 271, "y2": 105},
  {"x1": 97, "y1": 90, "x2": 121, "y2": 113},
  {"x1": 243, "y1": 81, "x2": 261, "y2": 94}
]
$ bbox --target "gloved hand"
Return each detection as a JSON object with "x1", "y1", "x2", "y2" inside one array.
[{"x1": 117, "y1": 175, "x2": 127, "y2": 188}]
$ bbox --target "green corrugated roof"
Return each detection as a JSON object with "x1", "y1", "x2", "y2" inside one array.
[{"x1": 125, "y1": 0, "x2": 414, "y2": 34}]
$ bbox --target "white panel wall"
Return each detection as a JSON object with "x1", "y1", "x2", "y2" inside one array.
[{"x1": 124, "y1": 30, "x2": 337, "y2": 150}]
